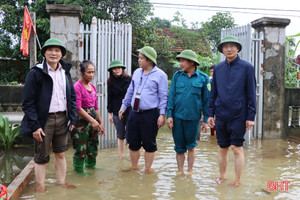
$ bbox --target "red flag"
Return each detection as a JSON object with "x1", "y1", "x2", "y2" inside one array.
[{"x1": 20, "y1": 6, "x2": 36, "y2": 56}]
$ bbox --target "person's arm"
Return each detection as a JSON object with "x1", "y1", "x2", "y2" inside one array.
[
  {"x1": 68, "y1": 75, "x2": 78, "y2": 131},
  {"x1": 119, "y1": 76, "x2": 135, "y2": 119},
  {"x1": 158, "y1": 73, "x2": 169, "y2": 115},
  {"x1": 208, "y1": 69, "x2": 217, "y2": 128},
  {"x1": 95, "y1": 109, "x2": 105, "y2": 135},
  {"x1": 208, "y1": 69, "x2": 217, "y2": 118},
  {"x1": 107, "y1": 85, "x2": 114, "y2": 124},
  {"x1": 107, "y1": 84, "x2": 113, "y2": 113},
  {"x1": 201, "y1": 76, "x2": 210, "y2": 132},
  {"x1": 157, "y1": 73, "x2": 168, "y2": 128},
  {"x1": 201, "y1": 76, "x2": 210, "y2": 123},
  {"x1": 22, "y1": 70, "x2": 41, "y2": 132},
  {"x1": 246, "y1": 65, "x2": 257, "y2": 130},
  {"x1": 167, "y1": 73, "x2": 177, "y2": 129}
]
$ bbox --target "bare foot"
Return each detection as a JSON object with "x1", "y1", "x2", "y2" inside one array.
[
  {"x1": 229, "y1": 181, "x2": 240, "y2": 188},
  {"x1": 122, "y1": 167, "x2": 139, "y2": 172},
  {"x1": 176, "y1": 171, "x2": 184, "y2": 176},
  {"x1": 215, "y1": 178, "x2": 225, "y2": 184},
  {"x1": 145, "y1": 168, "x2": 154, "y2": 174},
  {"x1": 186, "y1": 171, "x2": 193, "y2": 178},
  {"x1": 57, "y1": 182, "x2": 76, "y2": 189},
  {"x1": 35, "y1": 186, "x2": 46, "y2": 193}
]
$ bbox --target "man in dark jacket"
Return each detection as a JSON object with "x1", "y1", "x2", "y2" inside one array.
[
  {"x1": 208, "y1": 35, "x2": 256, "y2": 187},
  {"x1": 21, "y1": 38, "x2": 77, "y2": 192}
]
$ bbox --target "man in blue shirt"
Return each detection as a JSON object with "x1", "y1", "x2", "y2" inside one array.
[
  {"x1": 167, "y1": 50, "x2": 210, "y2": 177},
  {"x1": 208, "y1": 36, "x2": 256, "y2": 187},
  {"x1": 119, "y1": 46, "x2": 168, "y2": 174}
]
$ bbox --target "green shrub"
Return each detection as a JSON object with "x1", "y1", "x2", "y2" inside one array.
[{"x1": 0, "y1": 113, "x2": 20, "y2": 150}]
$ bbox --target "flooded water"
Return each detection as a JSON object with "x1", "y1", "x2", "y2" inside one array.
[{"x1": 20, "y1": 127, "x2": 300, "y2": 200}]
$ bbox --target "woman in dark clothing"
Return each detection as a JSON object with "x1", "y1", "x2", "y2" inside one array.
[{"x1": 107, "y1": 60, "x2": 131, "y2": 159}]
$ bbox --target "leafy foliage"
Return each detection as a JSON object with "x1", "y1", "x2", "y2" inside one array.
[
  {"x1": 0, "y1": 113, "x2": 21, "y2": 150},
  {"x1": 201, "y1": 12, "x2": 236, "y2": 51},
  {"x1": 285, "y1": 34, "x2": 300, "y2": 88}
]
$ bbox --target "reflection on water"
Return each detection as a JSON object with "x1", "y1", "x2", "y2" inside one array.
[{"x1": 20, "y1": 127, "x2": 300, "y2": 200}]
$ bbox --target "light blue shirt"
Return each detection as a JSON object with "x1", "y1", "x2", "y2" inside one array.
[{"x1": 121, "y1": 66, "x2": 168, "y2": 115}]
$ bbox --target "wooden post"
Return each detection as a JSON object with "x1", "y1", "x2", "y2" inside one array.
[{"x1": 29, "y1": 12, "x2": 37, "y2": 68}]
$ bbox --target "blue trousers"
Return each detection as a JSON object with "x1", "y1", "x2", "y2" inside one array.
[
  {"x1": 215, "y1": 118, "x2": 246, "y2": 148},
  {"x1": 126, "y1": 109, "x2": 159, "y2": 152}
]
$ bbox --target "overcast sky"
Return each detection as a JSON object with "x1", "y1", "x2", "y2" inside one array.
[{"x1": 149, "y1": 0, "x2": 300, "y2": 55}]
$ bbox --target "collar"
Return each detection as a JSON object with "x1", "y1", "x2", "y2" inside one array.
[
  {"x1": 226, "y1": 55, "x2": 240, "y2": 65},
  {"x1": 142, "y1": 66, "x2": 157, "y2": 75},
  {"x1": 47, "y1": 62, "x2": 62, "y2": 71},
  {"x1": 180, "y1": 69, "x2": 200, "y2": 77}
]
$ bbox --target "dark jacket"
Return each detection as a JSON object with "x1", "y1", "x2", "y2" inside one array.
[
  {"x1": 107, "y1": 76, "x2": 131, "y2": 116},
  {"x1": 20, "y1": 59, "x2": 77, "y2": 137},
  {"x1": 208, "y1": 55, "x2": 256, "y2": 121}
]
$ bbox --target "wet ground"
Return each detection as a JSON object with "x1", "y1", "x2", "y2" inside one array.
[{"x1": 20, "y1": 127, "x2": 300, "y2": 200}]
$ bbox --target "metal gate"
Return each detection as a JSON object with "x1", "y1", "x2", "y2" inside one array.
[
  {"x1": 221, "y1": 25, "x2": 264, "y2": 140},
  {"x1": 79, "y1": 17, "x2": 132, "y2": 149}
]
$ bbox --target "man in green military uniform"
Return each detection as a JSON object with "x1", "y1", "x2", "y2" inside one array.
[{"x1": 167, "y1": 50, "x2": 210, "y2": 177}]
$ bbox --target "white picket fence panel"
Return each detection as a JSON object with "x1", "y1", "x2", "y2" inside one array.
[
  {"x1": 79, "y1": 17, "x2": 132, "y2": 149},
  {"x1": 221, "y1": 25, "x2": 264, "y2": 141}
]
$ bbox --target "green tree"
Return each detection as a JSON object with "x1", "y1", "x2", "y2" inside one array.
[
  {"x1": 150, "y1": 17, "x2": 171, "y2": 28},
  {"x1": 201, "y1": 12, "x2": 236, "y2": 51},
  {"x1": 285, "y1": 33, "x2": 300, "y2": 88}
]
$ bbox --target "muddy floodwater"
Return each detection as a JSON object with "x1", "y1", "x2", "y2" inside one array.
[{"x1": 20, "y1": 127, "x2": 300, "y2": 200}]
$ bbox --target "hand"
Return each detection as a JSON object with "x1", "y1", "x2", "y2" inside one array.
[
  {"x1": 69, "y1": 124, "x2": 74, "y2": 131},
  {"x1": 157, "y1": 115, "x2": 165, "y2": 128},
  {"x1": 33, "y1": 128, "x2": 45, "y2": 142},
  {"x1": 119, "y1": 109, "x2": 125, "y2": 120},
  {"x1": 167, "y1": 117, "x2": 173, "y2": 130},
  {"x1": 246, "y1": 120, "x2": 255, "y2": 131},
  {"x1": 91, "y1": 119, "x2": 101, "y2": 131},
  {"x1": 109, "y1": 114, "x2": 114, "y2": 124},
  {"x1": 208, "y1": 117, "x2": 215, "y2": 128},
  {"x1": 99, "y1": 122, "x2": 105, "y2": 135},
  {"x1": 201, "y1": 122, "x2": 208, "y2": 133}
]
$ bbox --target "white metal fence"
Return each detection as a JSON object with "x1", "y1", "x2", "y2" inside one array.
[
  {"x1": 79, "y1": 17, "x2": 132, "y2": 149},
  {"x1": 221, "y1": 24, "x2": 264, "y2": 140}
]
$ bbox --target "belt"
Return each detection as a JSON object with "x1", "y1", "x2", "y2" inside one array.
[
  {"x1": 134, "y1": 108, "x2": 158, "y2": 113},
  {"x1": 49, "y1": 111, "x2": 66, "y2": 115}
]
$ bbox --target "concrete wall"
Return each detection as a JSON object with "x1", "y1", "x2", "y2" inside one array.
[
  {"x1": 251, "y1": 17, "x2": 290, "y2": 138},
  {"x1": 46, "y1": 4, "x2": 82, "y2": 81},
  {"x1": 0, "y1": 85, "x2": 23, "y2": 112}
]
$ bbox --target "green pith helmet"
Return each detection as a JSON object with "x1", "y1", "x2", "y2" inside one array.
[
  {"x1": 217, "y1": 35, "x2": 242, "y2": 53},
  {"x1": 41, "y1": 38, "x2": 66, "y2": 57},
  {"x1": 137, "y1": 46, "x2": 157, "y2": 65},
  {"x1": 108, "y1": 59, "x2": 126, "y2": 71},
  {"x1": 176, "y1": 49, "x2": 200, "y2": 66}
]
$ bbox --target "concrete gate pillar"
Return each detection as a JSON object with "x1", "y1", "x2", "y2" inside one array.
[
  {"x1": 251, "y1": 17, "x2": 290, "y2": 138},
  {"x1": 46, "y1": 4, "x2": 82, "y2": 81}
]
